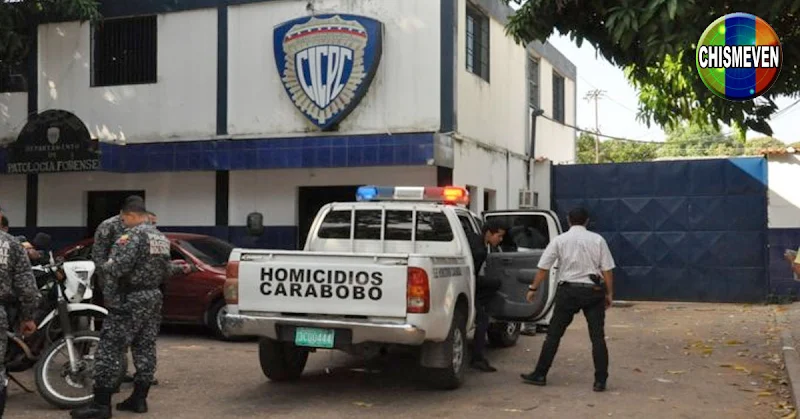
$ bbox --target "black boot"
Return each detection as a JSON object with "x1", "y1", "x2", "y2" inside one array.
[
  {"x1": 116, "y1": 382, "x2": 150, "y2": 413},
  {"x1": 0, "y1": 385, "x2": 7, "y2": 418},
  {"x1": 70, "y1": 387, "x2": 113, "y2": 419}
]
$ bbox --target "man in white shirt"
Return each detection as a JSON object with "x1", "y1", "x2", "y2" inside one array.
[{"x1": 520, "y1": 207, "x2": 615, "y2": 392}]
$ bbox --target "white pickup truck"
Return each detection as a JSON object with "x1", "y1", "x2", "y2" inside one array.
[{"x1": 222, "y1": 185, "x2": 563, "y2": 389}]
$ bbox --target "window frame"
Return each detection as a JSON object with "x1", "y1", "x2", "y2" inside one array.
[
  {"x1": 528, "y1": 55, "x2": 540, "y2": 110},
  {"x1": 91, "y1": 15, "x2": 159, "y2": 88},
  {"x1": 316, "y1": 208, "x2": 455, "y2": 243},
  {"x1": 552, "y1": 71, "x2": 566, "y2": 123},
  {"x1": 465, "y1": 3, "x2": 490, "y2": 82}
]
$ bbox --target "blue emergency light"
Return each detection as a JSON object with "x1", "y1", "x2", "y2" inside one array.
[{"x1": 355, "y1": 185, "x2": 470, "y2": 205}]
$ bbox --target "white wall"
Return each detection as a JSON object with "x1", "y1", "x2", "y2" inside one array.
[
  {"x1": 456, "y1": 0, "x2": 526, "y2": 155},
  {"x1": 0, "y1": 93, "x2": 28, "y2": 144},
  {"x1": 768, "y1": 154, "x2": 800, "y2": 228},
  {"x1": 38, "y1": 9, "x2": 217, "y2": 144},
  {"x1": 228, "y1": 0, "x2": 441, "y2": 137},
  {"x1": 37, "y1": 171, "x2": 216, "y2": 226},
  {"x1": 229, "y1": 166, "x2": 437, "y2": 225},
  {"x1": 533, "y1": 58, "x2": 576, "y2": 164},
  {"x1": 0, "y1": 175, "x2": 28, "y2": 224},
  {"x1": 452, "y1": 140, "x2": 528, "y2": 210},
  {"x1": 531, "y1": 160, "x2": 551, "y2": 210}
]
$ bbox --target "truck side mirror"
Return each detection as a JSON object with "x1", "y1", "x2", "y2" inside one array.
[{"x1": 246, "y1": 212, "x2": 264, "y2": 236}]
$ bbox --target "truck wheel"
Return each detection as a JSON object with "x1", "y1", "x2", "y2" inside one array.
[
  {"x1": 258, "y1": 338, "x2": 309, "y2": 382},
  {"x1": 488, "y1": 321, "x2": 520, "y2": 348},
  {"x1": 424, "y1": 308, "x2": 467, "y2": 390}
]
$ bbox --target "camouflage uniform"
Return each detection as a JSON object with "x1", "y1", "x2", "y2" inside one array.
[
  {"x1": 92, "y1": 223, "x2": 171, "y2": 390},
  {"x1": 92, "y1": 215, "x2": 127, "y2": 303},
  {"x1": 0, "y1": 230, "x2": 39, "y2": 412}
]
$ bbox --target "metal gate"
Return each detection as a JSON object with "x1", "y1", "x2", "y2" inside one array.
[{"x1": 551, "y1": 157, "x2": 768, "y2": 303}]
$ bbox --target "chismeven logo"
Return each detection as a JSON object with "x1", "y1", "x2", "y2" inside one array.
[
  {"x1": 273, "y1": 14, "x2": 384, "y2": 131},
  {"x1": 696, "y1": 12, "x2": 782, "y2": 101}
]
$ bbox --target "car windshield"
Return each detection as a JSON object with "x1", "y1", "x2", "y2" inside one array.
[{"x1": 177, "y1": 237, "x2": 234, "y2": 267}]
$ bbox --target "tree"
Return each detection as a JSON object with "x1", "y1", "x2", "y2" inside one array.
[
  {"x1": 0, "y1": 0, "x2": 100, "y2": 72},
  {"x1": 576, "y1": 132, "x2": 658, "y2": 163},
  {"x1": 503, "y1": 0, "x2": 800, "y2": 136}
]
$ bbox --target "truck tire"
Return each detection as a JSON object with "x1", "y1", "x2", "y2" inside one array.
[
  {"x1": 487, "y1": 321, "x2": 520, "y2": 348},
  {"x1": 424, "y1": 308, "x2": 467, "y2": 390},
  {"x1": 258, "y1": 337, "x2": 309, "y2": 382}
]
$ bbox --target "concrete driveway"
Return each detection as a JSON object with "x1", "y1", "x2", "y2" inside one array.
[{"x1": 7, "y1": 302, "x2": 795, "y2": 418}]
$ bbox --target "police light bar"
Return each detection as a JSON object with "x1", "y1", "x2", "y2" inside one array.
[{"x1": 356, "y1": 185, "x2": 470, "y2": 205}]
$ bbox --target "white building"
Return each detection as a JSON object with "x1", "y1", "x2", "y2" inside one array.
[{"x1": 0, "y1": 0, "x2": 576, "y2": 249}]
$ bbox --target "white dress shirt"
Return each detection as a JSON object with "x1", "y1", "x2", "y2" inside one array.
[{"x1": 537, "y1": 225, "x2": 616, "y2": 285}]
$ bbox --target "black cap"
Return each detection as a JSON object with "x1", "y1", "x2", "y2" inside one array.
[
  {"x1": 121, "y1": 200, "x2": 147, "y2": 214},
  {"x1": 124, "y1": 195, "x2": 144, "y2": 206}
]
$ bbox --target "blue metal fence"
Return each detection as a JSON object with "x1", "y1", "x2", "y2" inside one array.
[{"x1": 552, "y1": 157, "x2": 769, "y2": 303}]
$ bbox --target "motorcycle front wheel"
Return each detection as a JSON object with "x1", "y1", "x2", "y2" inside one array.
[{"x1": 34, "y1": 331, "x2": 127, "y2": 410}]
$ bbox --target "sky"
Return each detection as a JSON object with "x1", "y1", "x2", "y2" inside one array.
[{"x1": 544, "y1": 33, "x2": 798, "y2": 144}]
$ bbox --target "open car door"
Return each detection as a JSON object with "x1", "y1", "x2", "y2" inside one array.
[{"x1": 482, "y1": 210, "x2": 563, "y2": 322}]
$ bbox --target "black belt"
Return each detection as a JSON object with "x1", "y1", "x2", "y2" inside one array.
[{"x1": 559, "y1": 281, "x2": 603, "y2": 290}]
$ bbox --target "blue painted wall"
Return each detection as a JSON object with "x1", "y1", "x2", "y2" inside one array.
[{"x1": 552, "y1": 157, "x2": 769, "y2": 303}]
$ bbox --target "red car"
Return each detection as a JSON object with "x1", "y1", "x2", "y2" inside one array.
[{"x1": 56, "y1": 233, "x2": 234, "y2": 340}]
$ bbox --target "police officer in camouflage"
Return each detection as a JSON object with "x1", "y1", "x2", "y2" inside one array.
[
  {"x1": 71, "y1": 200, "x2": 172, "y2": 419},
  {"x1": 0, "y1": 205, "x2": 39, "y2": 416}
]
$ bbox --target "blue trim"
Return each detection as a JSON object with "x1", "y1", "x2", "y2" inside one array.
[
  {"x1": 96, "y1": 132, "x2": 435, "y2": 173},
  {"x1": 440, "y1": 0, "x2": 456, "y2": 132},
  {"x1": 216, "y1": 4, "x2": 228, "y2": 135}
]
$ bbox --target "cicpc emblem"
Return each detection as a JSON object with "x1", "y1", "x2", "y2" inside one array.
[{"x1": 273, "y1": 14, "x2": 384, "y2": 131}]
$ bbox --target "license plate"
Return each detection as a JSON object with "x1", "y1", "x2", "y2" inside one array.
[{"x1": 294, "y1": 327, "x2": 335, "y2": 348}]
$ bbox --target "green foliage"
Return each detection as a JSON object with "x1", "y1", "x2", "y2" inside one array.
[
  {"x1": 0, "y1": 0, "x2": 100, "y2": 66},
  {"x1": 503, "y1": 0, "x2": 800, "y2": 136},
  {"x1": 576, "y1": 132, "x2": 658, "y2": 163},
  {"x1": 576, "y1": 124, "x2": 790, "y2": 164}
]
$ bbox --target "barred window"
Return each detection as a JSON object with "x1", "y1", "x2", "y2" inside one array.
[
  {"x1": 528, "y1": 56, "x2": 539, "y2": 109},
  {"x1": 466, "y1": 4, "x2": 490, "y2": 82},
  {"x1": 552, "y1": 72, "x2": 565, "y2": 123},
  {"x1": 92, "y1": 16, "x2": 158, "y2": 87}
]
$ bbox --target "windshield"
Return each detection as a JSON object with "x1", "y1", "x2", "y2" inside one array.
[
  {"x1": 485, "y1": 214, "x2": 551, "y2": 252},
  {"x1": 177, "y1": 237, "x2": 234, "y2": 267}
]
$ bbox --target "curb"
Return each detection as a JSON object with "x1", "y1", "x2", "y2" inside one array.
[{"x1": 776, "y1": 310, "x2": 800, "y2": 409}]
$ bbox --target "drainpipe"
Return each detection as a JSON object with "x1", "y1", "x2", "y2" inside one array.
[{"x1": 527, "y1": 109, "x2": 545, "y2": 189}]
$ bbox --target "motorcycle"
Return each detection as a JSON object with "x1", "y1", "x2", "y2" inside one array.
[{"x1": 5, "y1": 248, "x2": 114, "y2": 409}]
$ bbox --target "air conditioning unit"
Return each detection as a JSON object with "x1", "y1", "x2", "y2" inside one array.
[{"x1": 519, "y1": 189, "x2": 537, "y2": 209}]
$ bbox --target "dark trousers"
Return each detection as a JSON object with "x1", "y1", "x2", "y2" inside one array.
[
  {"x1": 533, "y1": 283, "x2": 609, "y2": 382},
  {"x1": 472, "y1": 300, "x2": 490, "y2": 361}
]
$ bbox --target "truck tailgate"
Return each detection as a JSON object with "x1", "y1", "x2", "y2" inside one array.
[{"x1": 237, "y1": 252, "x2": 409, "y2": 318}]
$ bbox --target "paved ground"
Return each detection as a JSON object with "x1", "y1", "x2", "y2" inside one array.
[{"x1": 6, "y1": 302, "x2": 796, "y2": 418}]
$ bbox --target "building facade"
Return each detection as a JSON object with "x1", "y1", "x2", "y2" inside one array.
[{"x1": 0, "y1": 0, "x2": 577, "y2": 250}]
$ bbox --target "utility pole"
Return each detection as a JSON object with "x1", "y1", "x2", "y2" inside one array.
[{"x1": 584, "y1": 89, "x2": 606, "y2": 163}]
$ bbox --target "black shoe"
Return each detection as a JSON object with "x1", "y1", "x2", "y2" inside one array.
[
  {"x1": 520, "y1": 372, "x2": 547, "y2": 386},
  {"x1": 70, "y1": 387, "x2": 113, "y2": 419},
  {"x1": 0, "y1": 385, "x2": 7, "y2": 418},
  {"x1": 116, "y1": 382, "x2": 150, "y2": 413},
  {"x1": 593, "y1": 381, "x2": 607, "y2": 392},
  {"x1": 470, "y1": 358, "x2": 498, "y2": 372}
]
